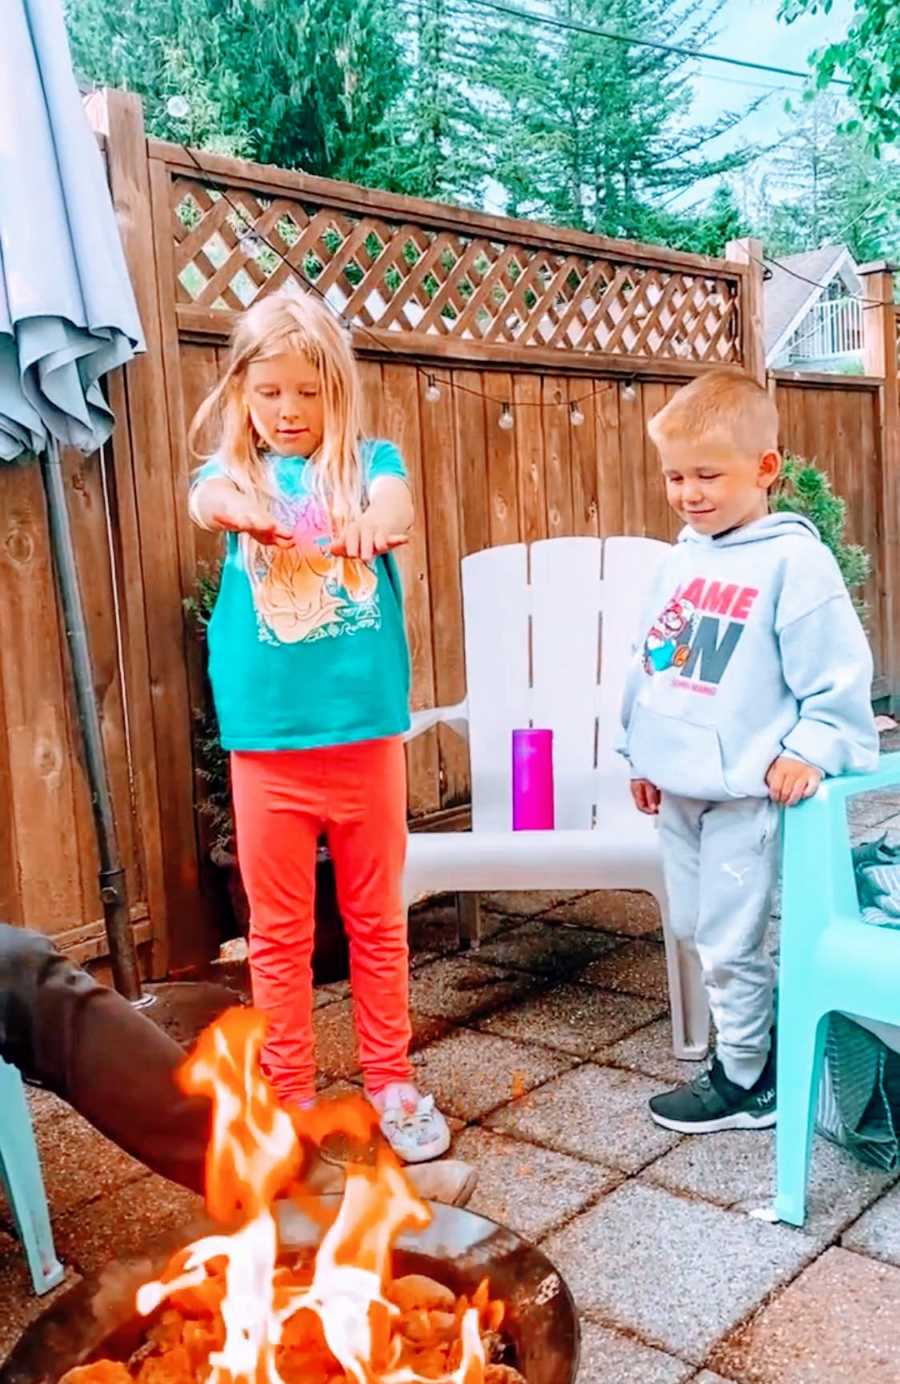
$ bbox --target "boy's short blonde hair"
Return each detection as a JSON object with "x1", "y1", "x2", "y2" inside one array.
[{"x1": 647, "y1": 369, "x2": 778, "y2": 457}]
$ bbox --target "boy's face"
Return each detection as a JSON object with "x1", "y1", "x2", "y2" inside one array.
[{"x1": 658, "y1": 437, "x2": 781, "y2": 537}]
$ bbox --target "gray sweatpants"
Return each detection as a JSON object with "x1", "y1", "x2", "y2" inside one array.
[{"x1": 659, "y1": 795, "x2": 780, "y2": 1089}]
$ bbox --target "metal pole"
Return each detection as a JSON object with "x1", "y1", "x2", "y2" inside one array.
[{"x1": 41, "y1": 437, "x2": 143, "y2": 1001}]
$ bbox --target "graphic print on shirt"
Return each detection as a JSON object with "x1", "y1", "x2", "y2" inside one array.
[
  {"x1": 243, "y1": 494, "x2": 379, "y2": 646},
  {"x1": 642, "y1": 578, "x2": 759, "y2": 693}
]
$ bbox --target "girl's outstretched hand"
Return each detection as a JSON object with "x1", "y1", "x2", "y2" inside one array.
[
  {"x1": 207, "y1": 486, "x2": 295, "y2": 548},
  {"x1": 330, "y1": 515, "x2": 409, "y2": 562}
]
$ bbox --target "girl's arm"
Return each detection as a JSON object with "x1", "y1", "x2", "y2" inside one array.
[
  {"x1": 331, "y1": 476, "x2": 414, "y2": 560},
  {"x1": 189, "y1": 477, "x2": 294, "y2": 547}
]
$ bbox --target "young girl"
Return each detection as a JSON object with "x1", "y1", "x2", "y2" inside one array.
[{"x1": 187, "y1": 288, "x2": 450, "y2": 1164}]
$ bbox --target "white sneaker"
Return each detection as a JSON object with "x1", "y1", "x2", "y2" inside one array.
[{"x1": 378, "y1": 1091, "x2": 452, "y2": 1164}]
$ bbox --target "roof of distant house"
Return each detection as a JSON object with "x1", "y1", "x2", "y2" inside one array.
[{"x1": 763, "y1": 244, "x2": 860, "y2": 357}]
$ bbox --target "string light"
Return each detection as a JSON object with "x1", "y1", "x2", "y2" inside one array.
[
  {"x1": 622, "y1": 380, "x2": 637, "y2": 402},
  {"x1": 166, "y1": 95, "x2": 190, "y2": 120},
  {"x1": 424, "y1": 375, "x2": 441, "y2": 403},
  {"x1": 570, "y1": 402, "x2": 585, "y2": 427},
  {"x1": 498, "y1": 403, "x2": 514, "y2": 431}
]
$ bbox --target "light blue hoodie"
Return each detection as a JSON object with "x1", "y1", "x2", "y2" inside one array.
[{"x1": 620, "y1": 513, "x2": 879, "y2": 801}]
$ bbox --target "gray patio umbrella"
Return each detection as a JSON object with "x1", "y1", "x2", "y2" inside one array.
[{"x1": 0, "y1": 0, "x2": 145, "y2": 997}]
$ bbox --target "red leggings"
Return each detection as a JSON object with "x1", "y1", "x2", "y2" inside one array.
[{"x1": 231, "y1": 737, "x2": 412, "y2": 1105}]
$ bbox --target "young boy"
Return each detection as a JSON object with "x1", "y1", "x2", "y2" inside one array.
[{"x1": 621, "y1": 369, "x2": 878, "y2": 1134}]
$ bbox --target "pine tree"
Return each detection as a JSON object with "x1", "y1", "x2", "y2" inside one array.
[
  {"x1": 750, "y1": 97, "x2": 899, "y2": 262},
  {"x1": 466, "y1": 0, "x2": 762, "y2": 238},
  {"x1": 361, "y1": 0, "x2": 486, "y2": 202},
  {"x1": 65, "y1": 0, "x2": 406, "y2": 181}
]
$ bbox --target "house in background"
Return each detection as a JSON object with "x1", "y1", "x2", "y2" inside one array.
[{"x1": 764, "y1": 244, "x2": 864, "y2": 373}]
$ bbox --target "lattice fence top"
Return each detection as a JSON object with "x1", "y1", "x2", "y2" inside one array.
[{"x1": 169, "y1": 171, "x2": 743, "y2": 365}]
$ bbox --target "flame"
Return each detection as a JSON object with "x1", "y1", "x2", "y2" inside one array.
[{"x1": 135, "y1": 1009, "x2": 487, "y2": 1384}]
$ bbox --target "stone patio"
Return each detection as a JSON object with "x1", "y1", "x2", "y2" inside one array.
[{"x1": 4, "y1": 773, "x2": 900, "y2": 1381}]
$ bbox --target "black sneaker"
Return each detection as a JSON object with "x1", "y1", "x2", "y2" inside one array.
[{"x1": 648, "y1": 1054, "x2": 777, "y2": 1134}]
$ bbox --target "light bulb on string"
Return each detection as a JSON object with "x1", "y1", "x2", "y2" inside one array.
[
  {"x1": 166, "y1": 95, "x2": 190, "y2": 120},
  {"x1": 424, "y1": 375, "x2": 441, "y2": 404},
  {"x1": 498, "y1": 403, "x2": 514, "y2": 431},
  {"x1": 570, "y1": 401, "x2": 585, "y2": 427},
  {"x1": 622, "y1": 381, "x2": 636, "y2": 403}
]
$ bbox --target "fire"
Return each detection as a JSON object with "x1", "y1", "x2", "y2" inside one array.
[{"x1": 125, "y1": 1010, "x2": 492, "y2": 1384}]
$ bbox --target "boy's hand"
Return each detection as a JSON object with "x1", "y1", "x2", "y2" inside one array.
[
  {"x1": 766, "y1": 756, "x2": 822, "y2": 807},
  {"x1": 330, "y1": 513, "x2": 408, "y2": 562},
  {"x1": 631, "y1": 779, "x2": 661, "y2": 815},
  {"x1": 206, "y1": 487, "x2": 294, "y2": 548}
]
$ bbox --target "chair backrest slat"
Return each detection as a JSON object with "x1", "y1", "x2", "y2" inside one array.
[{"x1": 461, "y1": 536, "x2": 670, "y2": 830}]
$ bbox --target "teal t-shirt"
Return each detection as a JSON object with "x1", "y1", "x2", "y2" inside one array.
[{"x1": 199, "y1": 439, "x2": 411, "y2": 751}]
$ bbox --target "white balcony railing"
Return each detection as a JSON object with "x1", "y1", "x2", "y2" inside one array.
[{"x1": 786, "y1": 296, "x2": 864, "y2": 363}]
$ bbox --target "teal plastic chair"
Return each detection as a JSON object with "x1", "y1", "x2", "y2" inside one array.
[
  {"x1": 775, "y1": 751, "x2": 900, "y2": 1227},
  {"x1": 0, "y1": 1058, "x2": 65, "y2": 1294}
]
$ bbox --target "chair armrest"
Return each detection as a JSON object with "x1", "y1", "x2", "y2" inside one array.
[
  {"x1": 809, "y1": 751, "x2": 900, "y2": 808},
  {"x1": 781, "y1": 752, "x2": 900, "y2": 928},
  {"x1": 404, "y1": 699, "x2": 469, "y2": 743}
]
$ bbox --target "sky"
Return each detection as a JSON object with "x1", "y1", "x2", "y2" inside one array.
[
  {"x1": 478, "y1": 0, "x2": 856, "y2": 215},
  {"x1": 689, "y1": 0, "x2": 854, "y2": 150}
]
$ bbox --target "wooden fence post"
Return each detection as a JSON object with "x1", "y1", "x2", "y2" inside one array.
[
  {"x1": 727, "y1": 237, "x2": 766, "y2": 386},
  {"x1": 85, "y1": 88, "x2": 218, "y2": 971},
  {"x1": 860, "y1": 261, "x2": 900, "y2": 711}
]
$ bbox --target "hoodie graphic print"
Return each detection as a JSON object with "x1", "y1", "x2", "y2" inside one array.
[{"x1": 621, "y1": 513, "x2": 879, "y2": 801}]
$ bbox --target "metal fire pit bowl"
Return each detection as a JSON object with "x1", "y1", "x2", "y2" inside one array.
[{"x1": 1, "y1": 1199, "x2": 580, "y2": 1384}]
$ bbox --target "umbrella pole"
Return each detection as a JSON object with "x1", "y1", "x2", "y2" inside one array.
[{"x1": 41, "y1": 438, "x2": 143, "y2": 1001}]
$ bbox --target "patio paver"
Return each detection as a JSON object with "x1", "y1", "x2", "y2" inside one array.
[
  {"x1": 475, "y1": 982, "x2": 663, "y2": 1056},
  {"x1": 451, "y1": 1127, "x2": 620, "y2": 1240},
  {"x1": 599, "y1": 1015, "x2": 709, "y2": 1086},
  {"x1": 0, "y1": 1109, "x2": 146, "y2": 1231},
  {"x1": 543, "y1": 889, "x2": 662, "y2": 937},
  {"x1": 470, "y1": 919, "x2": 619, "y2": 979},
  {"x1": 543, "y1": 1182, "x2": 815, "y2": 1364},
  {"x1": 576, "y1": 1322, "x2": 693, "y2": 1383},
  {"x1": 408, "y1": 954, "x2": 542, "y2": 1023},
  {"x1": 644, "y1": 1129, "x2": 897, "y2": 1245},
  {"x1": 579, "y1": 938, "x2": 671, "y2": 999},
  {"x1": 842, "y1": 1180, "x2": 900, "y2": 1267},
  {"x1": 482, "y1": 890, "x2": 587, "y2": 917},
  {"x1": 410, "y1": 1029, "x2": 575, "y2": 1121},
  {"x1": 712, "y1": 1247, "x2": 900, "y2": 1383},
  {"x1": 485, "y1": 1063, "x2": 681, "y2": 1172},
  {"x1": 52, "y1": 1175, "x2": 204, "y2": 1276},
  {"x1": 0, "y1": 1230, "x2": 81, "y2": 1369}
]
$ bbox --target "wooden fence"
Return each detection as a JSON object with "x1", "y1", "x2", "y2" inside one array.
[{"x1": 1, "y1": 88, "x2": 896, "y2": 974}]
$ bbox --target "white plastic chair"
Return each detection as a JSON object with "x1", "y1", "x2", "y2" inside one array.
[{"x1": 404, "y1": 536, "x2": 709, "y2": 1060}]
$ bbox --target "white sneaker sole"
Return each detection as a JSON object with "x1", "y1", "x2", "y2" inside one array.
[{"x1": 650, "y1": 1109, "x2": 777, "y2": 1135}]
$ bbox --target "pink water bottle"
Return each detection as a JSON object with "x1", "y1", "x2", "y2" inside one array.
[{"x1": 512, "y1": 729, "x2": 555, "y2": 830}]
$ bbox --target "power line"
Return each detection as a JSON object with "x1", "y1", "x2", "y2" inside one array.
[
  {"x1": 757, "y1": 252, "x2": 893, "y2": 308},
  {"x1": 398, "y1": 0, "x2": 805, "y2": 95},
  {"x1": 441, "y1": 0, "x2": 852, "y2": 89}
]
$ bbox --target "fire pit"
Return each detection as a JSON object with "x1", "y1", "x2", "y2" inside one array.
[
  {"x1": 3, "y1": 1008, "x2": 580, "y2": 1384},
  {"x1": 0, "y1": 1201, "x2": 579, "y2": 1384}
]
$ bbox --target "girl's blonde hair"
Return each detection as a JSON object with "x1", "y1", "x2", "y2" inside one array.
[{"x1": 189, "y1": 288, "x2": 366, "y2": 521}]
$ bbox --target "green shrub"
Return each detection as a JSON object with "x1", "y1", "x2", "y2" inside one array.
[
  {"x1": 773, "y1": 454, "x2": 871, "y2": 617},
  {"x1": 184, "y1": 562, "x2": 233, "y2": 862}
]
